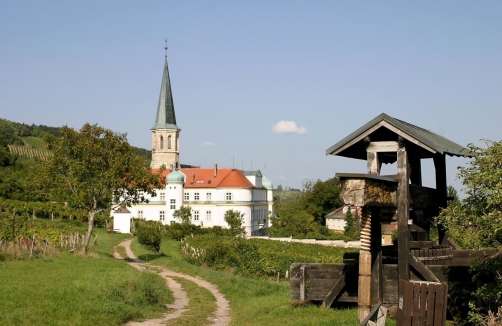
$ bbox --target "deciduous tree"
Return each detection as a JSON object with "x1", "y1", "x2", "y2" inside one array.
[
  {"x1": 39, "y1": 123, "x2": 163, "y2": 253},
  {"x1": 224, "y1": 209, "x2": 246, "y2": 237}
]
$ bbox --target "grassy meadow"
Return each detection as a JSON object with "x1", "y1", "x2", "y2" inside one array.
[
  {"x1": 0, "y1": 229, "x2": 397, "y2": 325},
  {"x1": 0, "y1": 230, "x2": 173, "y2": 326}
]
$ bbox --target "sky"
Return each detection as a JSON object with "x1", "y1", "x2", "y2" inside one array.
[{"x1": 0, "y1": 1, "x2": 501, "y2": 192}]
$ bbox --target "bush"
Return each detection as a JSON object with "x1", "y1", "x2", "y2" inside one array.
[
  {"x1": 135, "y1": 220, "x2": 161, "y2": 252},
  {"x1": 108, "y1": 271, "x2": 172, "y2": 307},
  {"x1": 181, "y1": 234, "x2": 358, "y2": 279}
]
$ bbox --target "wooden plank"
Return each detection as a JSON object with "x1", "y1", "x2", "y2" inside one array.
[
  {"x1": 412, "y1": 282, "x2": 421, "y2": 325},
  {"x1": 418, "y1": 282, "x2": 427, "y2": 326},
  {"x1": 433, "y1": 154, "x2": 448, "y2": 246},
  {"x1": 410, "y1": 241, "x2": 435, "y2": 249},
  {"x1": 397, "y1": 145, "x2": 410, "y2": 281},
  {"x1": 321, "y1": 260, "x2": 358, "y2": 308},
  {"x1": 409, "y1": 254, "x2": 440, "y2": 282},
  {"x1": 433, "y1": 283, "x2": 447, "y2": 326},
  {"x1": 402, "y1": 279, "x2": 414, "y2": 325},
  {"x1": 299, "y1": 265, "x2": 306, "y2": 301},
  {"x1": 426, "y1": 285, "x2": 435, "y2": 326}
]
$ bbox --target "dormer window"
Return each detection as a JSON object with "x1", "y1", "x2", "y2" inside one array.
[{"x1": 160, "y1": 136, "x2": 164, "y2": 149}]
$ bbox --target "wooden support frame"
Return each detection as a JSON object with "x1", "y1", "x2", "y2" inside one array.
[
  {"x1": 321, "y1": 260, "x2": 358, "y2": 308},
  {"x1": 434, "y1": 154, "x2": 448, "y2": 246},
  {"x1": 409, "y1": 254, "x2": 440, "y2": 282}
]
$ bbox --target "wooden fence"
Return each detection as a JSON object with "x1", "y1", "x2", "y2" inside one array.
[{"x1": 397, "y1": 279, "x2": 448, "y2": 326}]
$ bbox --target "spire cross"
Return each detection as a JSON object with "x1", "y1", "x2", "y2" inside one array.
[{"x1": 164, "y1": 40, "x2": 168, "y2": 58}]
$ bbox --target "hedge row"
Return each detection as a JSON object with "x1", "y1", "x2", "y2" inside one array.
[{"x1": 181, "y1": 234, "x2": 359, "y2": 278}]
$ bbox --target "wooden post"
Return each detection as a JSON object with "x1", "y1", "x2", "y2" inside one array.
[
  {"x1": 371, "y1": 208, "x2": 383, "y2": 305},
  {"x1": 434, "y1": 154, "x2": 448, "y2": 246},
  {"x1": 409, "y1": 156, "x2": 422, "y2": 186},
  {"x1": 300, "y1": 264, "x2": 307, "y2": 302},
  {"x1": 358, "y1": 207, "x2": 372, "y2": 322},
  {"x1": 397, "y1": 144, "x2": 410, "y2": 282}
]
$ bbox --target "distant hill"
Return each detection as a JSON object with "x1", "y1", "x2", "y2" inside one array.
[{"x1": 0, "y1": 118, "x2": 151, "y2": 162}]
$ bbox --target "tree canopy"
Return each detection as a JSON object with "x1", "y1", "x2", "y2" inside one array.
[
  {"x1": 438, "y1": 140, "x2": 502, "y2": 249},
  {"x1": 38, "y1": 123, "x2": 163, "y2": 253}
]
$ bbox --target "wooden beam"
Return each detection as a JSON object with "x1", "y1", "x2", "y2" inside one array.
[
  {"x1": 321, "y1": 260, "x2": 358, "y2": 308},
  {"x1": 409, "y1": 254, "x2": 440, "y2": 282},
  {"x1": 360, "y1": 302, "x2": 382, "y2": 326},
  {"x1": 434, "y1": 154, "x2": 448, "y2": 245},
  {"x1": 299, "y1": 264, "x2": 306, "y2": 301},
  {"x1": 371, "y1": 208, "x2": 383, "y2": 305},
  {"x1": 366, "y1": 141, "x2": 399, "y2": 153},
  {"x1": 397, "y1": 145, "x2": 410, "y2": 282},
  {"x1": 367, "y1": 151, "x2": 381, "y2": 175},
  {"x1": 409, "y1": 156, "x2": 422, "y2": 186}
]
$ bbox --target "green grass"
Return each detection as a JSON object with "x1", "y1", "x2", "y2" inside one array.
[
  {"x1": 131, "y1": 238, "x2": 398, "y2": 326},
  {"x1": 0, "y1": 229, "x2": 173, "y2": 326}
]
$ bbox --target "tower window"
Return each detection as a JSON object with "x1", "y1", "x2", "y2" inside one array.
[
  {"x1": 160, "y1": 136, "x2": 164, "y2": 149},
  {"x1": 170, "y1": 199, "x2": 176, "y2": 210},
  {"x1": 168, "y1": 135, "x2": 172, "y2": 149}
]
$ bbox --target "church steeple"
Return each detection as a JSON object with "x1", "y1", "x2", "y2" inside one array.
[
  {"x1": 152, "y1": 41, "x2": 179, "y2": 130},
  {"x1": 151, "y1": 41, "x2": 181, "y2": 169}
]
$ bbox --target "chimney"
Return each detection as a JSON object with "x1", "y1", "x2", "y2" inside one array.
[
  {"x1": 214, "y1": 164, "x2": 218, "y2": 178},
  {"x1": 191, "y1": 172, "x2": 195, "y2": 184}
]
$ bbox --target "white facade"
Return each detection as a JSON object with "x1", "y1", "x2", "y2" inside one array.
[{"x1": 126, "y1": 168, "x2": 273, "y2": 236}]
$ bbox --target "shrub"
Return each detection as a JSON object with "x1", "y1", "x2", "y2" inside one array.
[
  {"x1": 135, "y1": 220, "x2": 161, "y2": 252},
  {"x1": 108, "y1": 271, "x2": 172, "y2": 307}
]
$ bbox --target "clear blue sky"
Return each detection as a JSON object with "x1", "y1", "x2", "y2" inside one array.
[{"x1": 1, "y1": 1, "x2": 501, "y2": 192}]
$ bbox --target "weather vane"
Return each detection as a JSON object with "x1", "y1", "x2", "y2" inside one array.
[{"x1": 164, "y1": 39, "x2": 168, "y2": 57}]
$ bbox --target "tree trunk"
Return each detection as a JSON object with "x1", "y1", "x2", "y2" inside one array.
[{"x1": 83, "y1": 210, "x2": 96, "y2": 254}]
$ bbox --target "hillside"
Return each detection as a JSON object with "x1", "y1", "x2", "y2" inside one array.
[{"x1": 0, "y1": 118, "x2": 152, "y2": 201}]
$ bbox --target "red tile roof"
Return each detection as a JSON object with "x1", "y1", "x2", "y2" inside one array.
[{"x1": 152, "y1": 168, "x2": 255, "y2": 188}]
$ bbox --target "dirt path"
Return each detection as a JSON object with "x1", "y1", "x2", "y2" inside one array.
[{"x1": 114, "y1": 239, "x2": 231, "y2": 326}]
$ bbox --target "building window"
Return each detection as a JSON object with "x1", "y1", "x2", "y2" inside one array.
[
  {"x1": 206, "y1": 210, "x2": 212, "y2": 222},
  {"x1": 226, "y1": 192, "x2": 232, "y2": 200},
  {"x1": 194, "y1": 210, "x2": 199, "y2": 221},
  {"x1": 159, "y1": 210, "x2": 165, "y2": 221},
  {"x1": 194, "y1": 192, "x2": 200, "y2": 200},
  {"x1": 138, "y1": 210, "x2": 143, "y2": 219},
  {"x1": 160, "y1": 136, "x2": 164, "y2": 149},
  {"x1": 170, "y1": 199, "x2": 176, "y2": 210},
  {"x1": 206, "y1": 192, "x2": 212, "y2": 201},
  {"x1": 160, "y1": 192, "x2": 165, "y2": 201},
  {"x1": 168, "y1": 135, "x2": 172, "y2": 149},
  {"x1": 184, "y1": 192, "x2": 189, "y2": 200}
]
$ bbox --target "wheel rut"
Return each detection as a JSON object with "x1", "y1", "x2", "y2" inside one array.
[{"x1": 114, "y1": 239, "x2": 230, "y2": 326}]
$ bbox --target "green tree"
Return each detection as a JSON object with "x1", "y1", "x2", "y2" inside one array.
[
  {"x1": 269, "y1": 200, "x2": 320, "y2": 238},
  {"x1": 438, "y1": 140, "x2": 502, "y2": 249},
  {"x1": 344, "y1": 207, "x2": 359, "y2": 239},
  {"x1": 276, "y1": 184, "x2": 283, "y2": 191},
  {"x1": 173, "y1": 205, "x2": 192, "y2": 224},
  {"x1": 301, "y1": 177, "x2": 342, "y2": 225},
  {"x1": 38, "y1": 123, "x2": 163, "y2": 253},
  {"x1": 224, "y1": 209, "x2": 246, "y2": 237}
]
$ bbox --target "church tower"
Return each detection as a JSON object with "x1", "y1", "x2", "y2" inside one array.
[{"x1": 151, "y1": 42, "x2": 181, "y2": 169}]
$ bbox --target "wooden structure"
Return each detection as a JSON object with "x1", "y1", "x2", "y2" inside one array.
[{"x1": 289, "y1": 113, "x2": 482, "y2": 324}]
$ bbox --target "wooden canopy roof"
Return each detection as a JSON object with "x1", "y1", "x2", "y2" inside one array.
[{"x1": 325, "y1": 113, "x2": 470, "y2": 164}]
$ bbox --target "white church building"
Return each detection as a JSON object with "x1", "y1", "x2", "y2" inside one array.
[{"x1": 113, "y1": 46, "x2": 273, "y2": 236}]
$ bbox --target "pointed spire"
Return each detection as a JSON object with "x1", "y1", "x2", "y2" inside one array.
[{"x1": 152, "y1": 41, "x2": 179, "y2": 130}]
